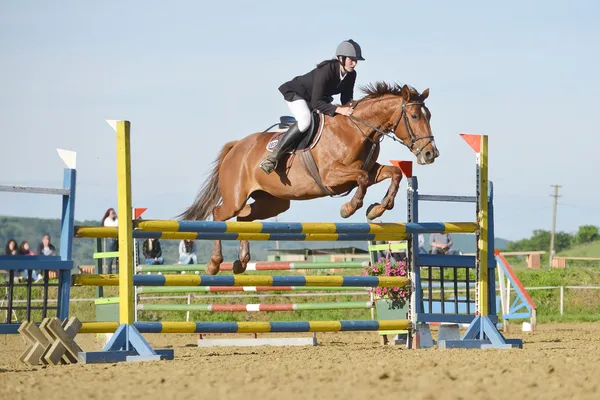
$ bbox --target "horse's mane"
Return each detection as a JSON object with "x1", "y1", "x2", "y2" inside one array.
[{"x1": 359, "y1": 81, "x2": 420, "y2": 100}]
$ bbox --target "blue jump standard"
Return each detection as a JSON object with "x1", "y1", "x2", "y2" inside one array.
[
  {"x1": 437, "y1": 316, "x2": 523, "y2": 350},
  {"x1": 78, "y1": 324, "x2": 174, "y2": 364}
]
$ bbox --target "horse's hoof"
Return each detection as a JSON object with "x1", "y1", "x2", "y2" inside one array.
[
  {"x1": 340, "y1": 203, "x2": 354, "y2": 219},
  {"x1": 367, "y1": 203, "x2": 386, "y2": 220},
  {"x1": 232, "y1": 260, "x2": 246, "y2": 274},
  {"x1": 206, "y1": 262, "x2": 220, "y2": 275}
]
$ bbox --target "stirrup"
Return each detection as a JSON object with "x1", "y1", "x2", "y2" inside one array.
[{"x1": 259, "y1": 158, "x2": 278, "y2": 174}]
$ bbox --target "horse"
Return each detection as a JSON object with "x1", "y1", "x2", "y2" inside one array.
[{"x1": 178, "y1": 82, "x2": 439, "y2": 275}]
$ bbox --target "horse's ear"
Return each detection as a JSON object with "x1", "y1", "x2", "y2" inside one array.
[
  {"x1": 401, "y1": 85, "x2": 411, "y2": 102},
  {"x1": 421, "y1": 88, "x2": 429, "y2": 100}
]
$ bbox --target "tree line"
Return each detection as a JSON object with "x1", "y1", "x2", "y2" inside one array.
[{"x1": 507, "y1": 225, "x2": 600, "y2": 253}]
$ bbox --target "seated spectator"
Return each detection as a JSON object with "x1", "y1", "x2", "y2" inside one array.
[
  {"x1": 18, "y1": 241, "x2": 34, "y2": 256},
  {"x1": 179, "y1": 240, "x2": 198, "y2": 264},
  {"x1": 5, "y1": 239, "x2": 18, "y2": 255},
  {"x1": 3, "y1": 238, "x2": 19, "y2": 282},
  {"x1": 430, "y1": 233, "x2": 459, "y2": 255},
  {"x1": 143, "y1": 238, "x2": 164, "y2": 265},
  {"x1": 37, "y1": 234, "x2": 57, "y2": 256},
  {"x1": 418, "y1": 234, "x2": 428, "y2": 254},
  {"x1": 18, "y1": 241, "x2": 41, "y2": 282}
]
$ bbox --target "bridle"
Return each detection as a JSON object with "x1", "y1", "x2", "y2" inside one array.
[
  {"x1": 301, "y1": 95, "x2": 435, "y2": 199},
  {"x1": 347, "y1": 99, "x2": 435, "y2": 165}
]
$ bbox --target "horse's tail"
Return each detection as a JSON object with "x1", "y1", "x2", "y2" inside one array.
[{"x1": 177, "y1": 141, "x2": 237, "y2": 221}]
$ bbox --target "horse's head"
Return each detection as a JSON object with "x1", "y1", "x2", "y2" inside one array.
[
  {"x1": 358, "y1": 82, "x2": 439, "y2": 165},
  {"x1": 390, "y1": 85, "x2": 438, "y2": 165}
]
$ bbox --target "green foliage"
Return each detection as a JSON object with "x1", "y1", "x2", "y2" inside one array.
[
  {"x1": 575, "y1": 225, "x2": 600, "y2": 245},
  {"x1": 507, "y1": 229, "x2": 572, "y2": 253},
  {"x1": 506, "y1": 225, "x2": 600, "y2": 254}
]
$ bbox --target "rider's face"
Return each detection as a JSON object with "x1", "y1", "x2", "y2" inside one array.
[{"x1": 341, "y1": 57, "x2": 357, "y2": 72}]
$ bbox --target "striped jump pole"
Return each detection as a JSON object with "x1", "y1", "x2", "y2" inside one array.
[
  {"x1": 133, "y1": 220, "x2": 478, "y2": 234},
  {"x1": 73, "y1": 274, "x2": 409, "y2": 288},
  {"x1": 136, "y1": 260, "x2": 370, "y2": 273},
  {"x1": 136, "y1": 301, "x2": 374, "y2": 312},
  {"x1": 136, "y1": 286, "x2": 369, "y2": 294},
  {"x1": 74, "y1": 227, "x2": 411, "y2": 242},
  {"x1": 79, "y1": 319, "x2": 411, "y2": 334}
]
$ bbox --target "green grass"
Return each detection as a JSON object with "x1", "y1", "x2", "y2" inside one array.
[
  {"x1": 497, "y1": 260, "x2": 600, "y2": 323},
  {"x1": 559, "y1": 240, "x2": 600, "y2": 258}
]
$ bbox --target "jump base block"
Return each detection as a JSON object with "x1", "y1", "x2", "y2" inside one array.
[{"x1": 77, "y1": 323, "x2": 174, "y2": 364}]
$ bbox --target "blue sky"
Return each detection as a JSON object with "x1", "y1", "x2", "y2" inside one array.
[{"x1": 1, "y1": 0, "x2": 598, "y2": 242}]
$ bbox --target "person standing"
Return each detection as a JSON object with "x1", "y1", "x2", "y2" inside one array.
[{"x1": 101, "y1": 208, "x2": 119, "y2": 273}]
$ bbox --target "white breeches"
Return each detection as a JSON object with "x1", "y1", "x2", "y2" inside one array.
[{"x1": 286, "y1": 99, "x2": 312, "y2": 132}]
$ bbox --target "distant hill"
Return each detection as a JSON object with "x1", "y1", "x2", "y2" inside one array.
[
  {"x1": 558, "y1": 240, "x2": 600, "y2": 258},
  {"x1": 0, "y1": 216, "x2": 510, "y2": 266}
]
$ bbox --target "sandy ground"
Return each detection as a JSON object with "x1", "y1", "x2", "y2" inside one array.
[{"x1": 1, "y1": 322, "x2": 599, "y2": 400}]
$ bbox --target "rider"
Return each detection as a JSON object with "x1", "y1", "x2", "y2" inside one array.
[{"x1": 259, "y1": 39, "x2": 365, "y2": 174}]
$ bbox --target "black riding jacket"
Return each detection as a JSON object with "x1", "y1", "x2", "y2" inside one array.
[{"x1": 278, "y1": 60, "x2": 356, "y2": 116}]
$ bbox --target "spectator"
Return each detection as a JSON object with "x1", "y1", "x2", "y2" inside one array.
[
  {"x1": 430, "y1": 233, "x2": 459, "y2": 255},
  {"x1": 4, "y1": 239, "x2": 19, "y2": 282},
  {"x1": 18, "y1": 241, "x2": 34, "y2": 256},
  {"x1": 178, "y1": 240, "x2": 198, "y2": 264},
  {"x1": 143, "y1": 238, "x2": 164, "y2": 265},
  {"x1": 101, "y1": 208, "x2": 118, "y2": 272},
  {"x1": 18, "y1": 241, "x2": 41, "y2": 282},
  {"x1": 418, "y1": 234, "x2": 428, "y2": 254},
  {"x1": 37, "y1": 234, "x2": 57, "y2": 256},
  {"x1": 5, "y1": 239, "x2": 18, "y2": 255}
]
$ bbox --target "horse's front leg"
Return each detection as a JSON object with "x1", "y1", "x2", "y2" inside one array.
[
  {"x1": 365, "y1": 163, "x2": 403, "y2": 220},
  {"x1": 324, "y1": 162, "x2": 370, "y2": 219}
]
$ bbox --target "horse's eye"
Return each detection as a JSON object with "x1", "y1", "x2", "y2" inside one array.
[{"x1": 411, "y1": 114, "x2": 418, "y2": 120}]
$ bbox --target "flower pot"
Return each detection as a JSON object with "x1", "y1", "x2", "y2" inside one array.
[
  {"x1": 375, "y1": 298, "x2": 408, "y2": 320},
  {"x1": 375, "y1": 298, "x2": 409, "y2": 345}
]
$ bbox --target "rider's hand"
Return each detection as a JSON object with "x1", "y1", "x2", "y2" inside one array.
[{"x1": 336, "y1": 106, "x2": 353, "y2": 116}]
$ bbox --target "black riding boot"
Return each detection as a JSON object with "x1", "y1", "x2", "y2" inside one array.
[{"x1": 260, "y1": 122, "x2": 305, "y2": 174}]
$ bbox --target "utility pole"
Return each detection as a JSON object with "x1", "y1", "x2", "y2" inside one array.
[{"x1": 549, "y1": 185, "x2": 561, "y2": 267}]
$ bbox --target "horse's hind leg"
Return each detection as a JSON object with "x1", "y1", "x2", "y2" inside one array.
[
  {"x1": 233, "y1": 193, "x2": 291, "y2": 274},
  {"x1": 206, "y1": 239, "x2": 224, "y2": 275},
  {"x1": 365, "y1": 163, "x2": 403, "y2": 220}
]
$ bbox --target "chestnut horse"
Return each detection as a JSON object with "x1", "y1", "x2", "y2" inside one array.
[{"x1": 178, "y1": 82, "x2": 439, "y2": 275}]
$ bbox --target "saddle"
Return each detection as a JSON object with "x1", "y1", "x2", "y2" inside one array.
[{"x1": 264, "y1": 112, "x2": 325, "y2": 154}]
